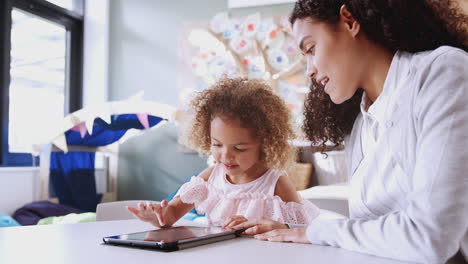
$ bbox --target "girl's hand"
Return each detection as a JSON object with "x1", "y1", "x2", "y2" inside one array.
[
  {"x1": 254, "y1": 227, "x2": 310, "y2": 244},
  {"x1": 230, "y1": 217, "x2": 289, "y2": 235},
  {"x1": 223, "y1": 215, "x2": 249, "y2": 230},
  {"x1": 126, "y1": 200, "x2": 169, "y2": 227}
]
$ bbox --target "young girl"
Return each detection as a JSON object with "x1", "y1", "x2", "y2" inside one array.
[{"x1": 127, "y1": 77, "x2": 319, "y2": 228}]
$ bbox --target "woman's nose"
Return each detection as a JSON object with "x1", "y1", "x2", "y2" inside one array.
[{"x1": 306, "y1": 59, "x2": 317, "y2": 80}]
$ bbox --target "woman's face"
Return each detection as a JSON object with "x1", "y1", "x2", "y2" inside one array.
[{"x1": 292, "y1": 17, "x2": 364, "y2": 104}]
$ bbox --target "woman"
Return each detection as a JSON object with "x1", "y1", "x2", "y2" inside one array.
[{"x1": 226, "y1": 0, "x2": 468, "y2": 262}]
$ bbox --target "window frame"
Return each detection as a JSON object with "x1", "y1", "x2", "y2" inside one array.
[{"x1": 0, "y1": 0, "x2": 84, "y2": 166}]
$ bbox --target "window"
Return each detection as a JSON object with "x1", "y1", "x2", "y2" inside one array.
[
  {"x1": 45, "y1": 0, "x2": 84, "y2": 14},
  {"x1": 0, "y1": 0, "x2": 83, "y2": 166}
]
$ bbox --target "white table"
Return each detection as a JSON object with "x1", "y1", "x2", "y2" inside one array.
[{"x1": 0, "y1": 219, "x2": 410, "y2": 264}]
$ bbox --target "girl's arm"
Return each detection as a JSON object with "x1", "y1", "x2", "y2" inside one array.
[
  {"x1": 160, "y1": 165, "x2": 215, "y2": 226},
  {"x1": 225, "y1": 173, "x2": 304, "y2": 230},
  {"x1": 274, "y1": 174, "x2": 301, "y2": 203},
  {"x1": 159, "y1": 197, "x2": 195, "y2": 227},
  {"x1": 225, "y1": 174, "x2": 303, "y2": 230},
  {"x1": 128, "y1": 166, "x2": 215, "y2": 227}
]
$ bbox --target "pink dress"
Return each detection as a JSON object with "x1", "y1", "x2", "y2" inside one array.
[{"x1": 178, "y1": 164, "x2": 320, "y2": 226}]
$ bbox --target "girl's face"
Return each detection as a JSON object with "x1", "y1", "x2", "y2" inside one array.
[
  {"x1": 210, "y1": 116, "x2": 264, "y2": 180},
  {"x1": 292, "y1": 17, "x2": 364, "y2": 104}
]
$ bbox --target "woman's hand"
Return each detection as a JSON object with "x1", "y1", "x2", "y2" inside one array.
[
  {"x1": 127, "y1": 200, "x2": 169, "y2": 227},
  {"x1": 254, "y1": 227, "x2": 310, "y2": 244},
  {"x1": 230, "y1": 217, "x2": 289, "y2": 235},
  {"x1": 230, "y1": 217, "x2": 310, "y2": 243},
  {"x1": 223, "y1": 215, "x2": 249, "y2": 230}
]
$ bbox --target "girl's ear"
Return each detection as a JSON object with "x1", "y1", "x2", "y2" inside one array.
[{"x1": 339, "y1": 4, "x2": 360, "y2": 37}]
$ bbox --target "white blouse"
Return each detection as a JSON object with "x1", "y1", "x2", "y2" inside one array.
[{"x1": 306, "y1": 46, "x2": 468, "y2": 263}]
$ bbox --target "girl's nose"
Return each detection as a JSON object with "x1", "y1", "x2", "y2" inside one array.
[{"x1": 223, "y1": 150, "x2": 234, "y2": 163}]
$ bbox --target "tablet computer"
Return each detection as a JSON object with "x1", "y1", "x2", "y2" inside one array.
[{"x1": 103, "y1": 226, "x2": 245, "y2": 252}]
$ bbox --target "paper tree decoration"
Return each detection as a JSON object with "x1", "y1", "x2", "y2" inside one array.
[{"x1": 182, "y1": 12, "x2": 309, "y2": 126}]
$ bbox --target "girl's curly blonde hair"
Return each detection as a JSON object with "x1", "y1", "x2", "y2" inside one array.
[{"x1": 183, "y1": 77, "x2": 296, "y2": 170}]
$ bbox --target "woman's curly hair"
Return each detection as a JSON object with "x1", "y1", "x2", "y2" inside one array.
[
  {"x1": 289, "y1": 0, "x2": 468, "y2": 147},
  {"x1": 183, "y1": 77, "x2": 296, "y2": 170}
]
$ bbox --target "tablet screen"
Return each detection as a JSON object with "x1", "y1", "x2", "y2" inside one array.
[{"x1": 117, "y1": 226, "x2": 229, "y2": 243}]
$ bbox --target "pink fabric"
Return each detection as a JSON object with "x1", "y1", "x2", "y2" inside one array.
[
  {"x1": 136, "y1": 113, "x2": 149, "y2": 129},
  {"x1": 178, "y1": 164, "x2": 320, "y2": 226},
  {"x1": 70, "y1": 123, "x2": 88, "y2": 138}
]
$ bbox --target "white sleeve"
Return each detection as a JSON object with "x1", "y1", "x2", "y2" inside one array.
[
  {"x1": 287, "y1": 224, "x2": 307, "y2": 229},
  {"x1": 306, "y1": 49, "x2": 468, "y2": 263}
]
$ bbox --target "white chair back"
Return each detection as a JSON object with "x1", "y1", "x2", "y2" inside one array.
[{"x1": 96, "y1": 200, "x2": 156, "y2": 221}]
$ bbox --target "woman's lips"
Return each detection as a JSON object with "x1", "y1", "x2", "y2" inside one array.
[
  {"x1": 324, "y1": 82, "x2": 330, "y2": 93},
  {"x1": 322, "y1": 79, "x2": 331, "y2": 94}
]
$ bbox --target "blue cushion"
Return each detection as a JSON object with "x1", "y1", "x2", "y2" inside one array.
[
  {"x1": 12, "y1": 200, "x2": 83, "y2": 225},
  {"x1": 0, "y1": 213, "x2": 21, "y2": 227}
]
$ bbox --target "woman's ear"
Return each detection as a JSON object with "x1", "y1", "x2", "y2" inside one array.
[{"x1": 340, "y1": 4, "x2": 360, "y2": 37}]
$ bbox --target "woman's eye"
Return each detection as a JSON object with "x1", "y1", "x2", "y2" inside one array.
[
  {"x1": 212, "y1": 143, "x2": 221, "y2": 147},
  {"x1": 306, "y1": 45, "x2": 315, "y2": 54}
]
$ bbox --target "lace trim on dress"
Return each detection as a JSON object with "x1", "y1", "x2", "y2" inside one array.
[{"x1": 178, "y1": 176, "x2": 320, "y2": 226}]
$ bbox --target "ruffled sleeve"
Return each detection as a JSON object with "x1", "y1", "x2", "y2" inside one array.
[
  {"x1": 204, "y1": 193, "x2": 320, "y2": 225},
  {"x1": 178, "y1": 176, "x2": 209, "y2": 206},
  {"x1": 279, "y1": 198, "x2": 320, "y2": 225}
]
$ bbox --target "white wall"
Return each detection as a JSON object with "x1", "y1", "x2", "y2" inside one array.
[
  {"x1": 0, "y1": 168, "x2": 107, "y2": 215},
  {"x1": 82, "y1": 0, "x2": 110, "y2": 107},
  {"x1": 0, "y1": 168, "x2": 39, "y2": 215},
  {"x1": 108, "y1": 0, "x2": 227, "y2": 105},
  {"x1": 107, "y1": 0, "x2": 293, "y2": 105}
]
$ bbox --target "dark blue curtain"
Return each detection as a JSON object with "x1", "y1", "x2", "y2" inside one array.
[{"x1": 49, "y1": 114, "x2": 164, "y2": 212}]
